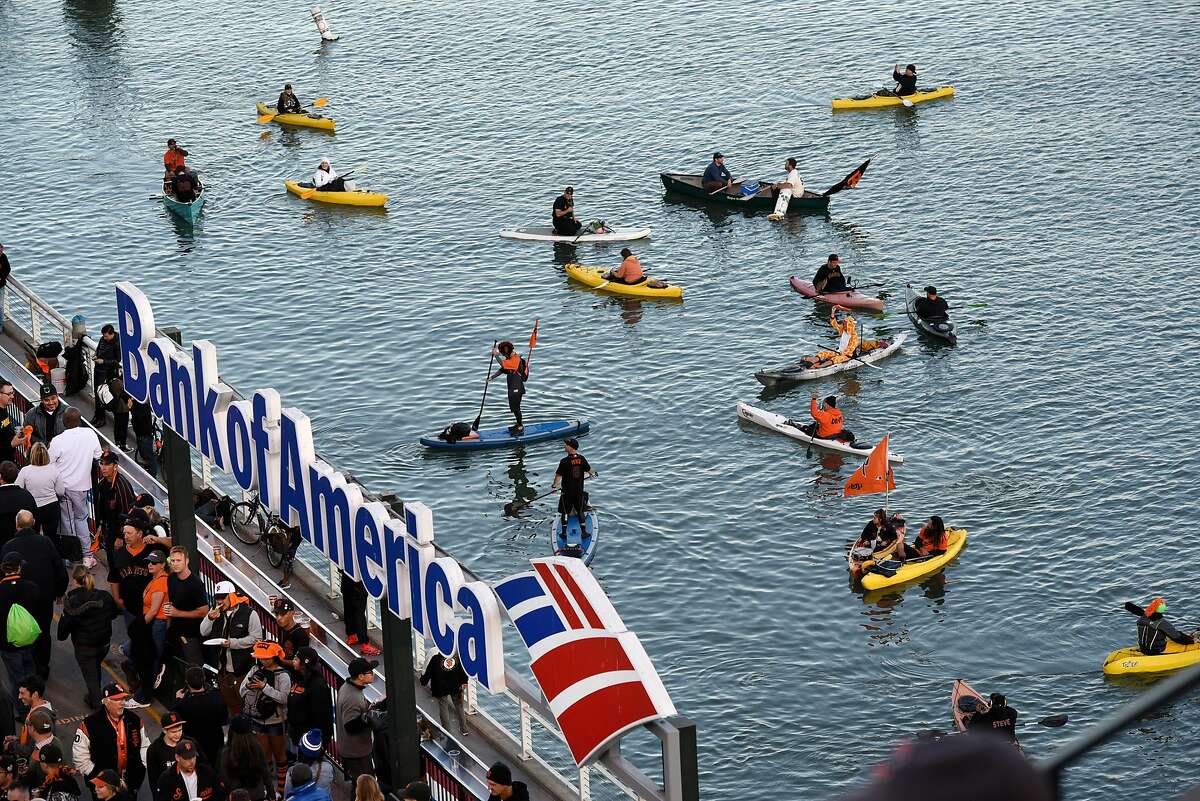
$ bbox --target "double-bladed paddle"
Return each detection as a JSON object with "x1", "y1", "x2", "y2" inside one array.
[{"x1": 258, "y1": 97, "x2": 328, "y2": 124}]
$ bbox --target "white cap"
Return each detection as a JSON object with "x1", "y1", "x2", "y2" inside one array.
[{"x1": 214, "y1": 581, "x2": 236, "y2": 596}]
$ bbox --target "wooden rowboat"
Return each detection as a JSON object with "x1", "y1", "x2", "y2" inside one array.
[{"x1": 659, "y1": 173, "x2": 830, "y2": 214}]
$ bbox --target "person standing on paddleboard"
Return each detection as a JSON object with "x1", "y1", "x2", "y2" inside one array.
[
  {"x1": 488, "y1": 341, "x2": 528, "y2": 436},
  {"x1": 551, "y1": 439, "x2": 596, "y2": 538},
  {"x1": 812, "y1": 254, "x2": 849, "y2": 293}
]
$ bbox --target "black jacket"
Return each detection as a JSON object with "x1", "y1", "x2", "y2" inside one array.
[
  {"x1": 146, "y1": 736, "x2": 177, "y2": 801},
  {"x1": 0, "y1": 574, "x2": 43, "y2": 651},
  {"x1": 488, "y1": 783, "x2": 530, "y2": 801},
  {"x1": 24, "y1": 405, "x2": 65, "y2": 446},
  {"x1": 173, "y1": 689, "x2": 229, "y2": 767},
  {"x1": 4, "y1": 528, "x2": 68, "y2": 615},
  {"x1": 1138, "y1": 614, "x2": 1194, "y2": 655},
  {"x1": 94, "y1": 336, "x2": 120, "y2": 383},
  {"x1": 0, "y1": 485, "x2": 38, "y2": 551},
  {"x1": 78, "y1": 708, "x2": 146, "y2": 789},
  {"x1": 420, "y1": 654, "x2": 468, "y2": 698},
  {"x1": 287, "y1": 669, "x2": 333, "y2": 745},
  {"x1": 58, "y1": 587, "x2": 119, "y2": 648},
  {"x1": 157, "y1": 763, "x2": 226, "y2": 801}
]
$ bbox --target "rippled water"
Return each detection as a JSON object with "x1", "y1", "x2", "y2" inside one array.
[{"x1": 3, "y1": 0, "x2": 1199, "y2": 797}]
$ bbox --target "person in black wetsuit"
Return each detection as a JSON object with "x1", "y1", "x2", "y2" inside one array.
[
  {"x1": 967, "y1": 693, "x2": 1019, "y2": 743},
  {"x1": 914, "y1": 286, "x2": 949, "y2": 321},
  {"x1": 552, "y1": 187, "x2": 581, "y2": 235},
  {"x1": 551, "y1": 439, "x2": 596, "y2": 540},
  {"x1": 812, "y1": 254, "x2": 849, "y2": 293},
  {"x1": 1136, "y1": 598, "x2": 1195, "y2": 655},
  {"x1": 488, "y1": 341, "x2": 528, "y2": 436},
  {"x1": 892, "y1": 63, "x2": 918, "y2": 96},
  {"x1": 277, "y1": 84, "x2": 302, "y2": 114}
]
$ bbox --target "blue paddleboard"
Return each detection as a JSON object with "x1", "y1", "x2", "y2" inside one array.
[
  {"x1": 420, "y1": 419, "x2": 590, "y2": 450},
  {"x1": 551, "y1": 510, "x2": 598, "y2": 566}
]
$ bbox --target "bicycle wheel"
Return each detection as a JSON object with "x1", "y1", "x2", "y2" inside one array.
[
  {"x1": 265, "y1": 524, "x2": 286, "y2": 568},
  {"x1": 229, "y1": 501, "x2": 264, "y2": 545}
]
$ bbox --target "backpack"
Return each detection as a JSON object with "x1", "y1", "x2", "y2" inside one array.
[{"x1": 7, "y1": 603, "x2": 41, "y2": 647}]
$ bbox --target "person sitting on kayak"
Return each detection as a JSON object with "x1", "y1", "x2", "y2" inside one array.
[
  {"x1": 603, "y1": 249, "x2": 668, "y2": 288},
  {"x1": 1135, "y1": 598, "x2": 1195, "y2": 655},
  {"x1": 701, "y1": 152, "x2": 734, "y2": 193},
  {"x1": 163, "y1": 139, "x2": 188, "y2": 176},
  {"x1": 277, "y1": 83, "x2": 303, "y2": 114},
  {"x1": 312, "y1": 159, "x2": 351, "y2": 192},
  {"x1": 551, "y1": 438, "x2": 596, "y2": 541},
  {"x1": 806, "y1": 393, "x2": 854, "y2": 443},
  {"x1": 966, "y1": 693, "x2": 1019, "y2": 742},
  {"x1": 799, "y1": 307, "x2": 860, "y2": 369},
  {"x1": 890, "y1": 63, "x2": 918, "y2": 96},
  {"x1": 910, "y1": 515, "x2": 949, "y2": 557},
  {"x1": 812, "y1": 254, "x2": 849, "y2": 293},
  {"x1": 914, "y1": 286, "x2": 950, "y2": 321},
  {"x1": 488, "y1": 340, "x2": 527, "y2": 436},
  {"x1": 850, "y1": 510, "x2": 905, "y2": 576},
  {"x1": 170, "y1": 166, "x2": 198, "y2": 203}
]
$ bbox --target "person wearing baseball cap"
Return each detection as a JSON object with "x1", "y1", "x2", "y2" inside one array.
[
  {"x1": 200, "y1": 580, "x2": 263, "y2": 716},
  {"x1": 91, "y1": 447, "x2": 134, "y2": 569},
  {"x1": 242, "y1": 641, "x2": 292, "y2": 798},
  {"x1": 914, "y1": 285, "x2": 950, "y2": 323},
  {"x1": 485, "y1": 762, "x2": 530, "y2": 801},
  {"x1": 286, "y1": 647, "x2": 332, "y2": 763},
  {"x1": 0, "y1": 552, "x2": 41, "y2": 696},
  {"x1": 34, "y1": 742, "x2": 81, "y2": 799},
  {"x1": 109, "y1": 511, "x2": 169, "y2": 709},
  {"x1": 173, "y1": 666, "x2": 227, "y2": 766},
  {"x1": 272, "y1": 598, "x2": 310, "y2": 660},
  {"x1": 74, "y1": 684, "x2": 148, "y2": 795},
  {"x1": 24, "y1": 382, "x2": 64, "y2": 446},
  {"x1": 335, "y1": 657, "x2": 379, "y2": 782},
  {"x1": 145, "y1": 710, "x2": 186, "y2": 794},
  {"x1": 89, "y1": 769, "x2": 130, "y2": 801},
  {"x1": 701, "y1": 152, "x2": 734, "y2": 194},
  {"x1": 156, "y1": 737, "x2": 223, "y2": 801}
]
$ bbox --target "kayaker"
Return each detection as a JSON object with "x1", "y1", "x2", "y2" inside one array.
[
  {"x1": 312, "y1": 159, "x2": 350, "y2": 192},
  {"x1": 550, "y1": 438, "x2": 596, "y2": 538},
  {"x1": 487, "y1": 341, "x2": 528, "y2": 436},
  {"x1": 601, "y1": 249, "x2": 668, "y2": 288},
  {"x1": 812, "y1": 254, "x2": 849, "y2": 293},
  {"x1": 910, "y1": 515, "x2": 949, "y2": 557},
  {"x1": 552, "y1": 187, "x2": 581, "y2": 235},
  {"x1": 806, "y1": 393, "x2": 854, "y2": 443},
  {"x1": 849, "y1": 510, "x2": 902, "y2": 577},
  {"x1": 890, "y1": 63, "x2": 918, "y2": 96},
  {"x1": 914, "y1": 286, "x2": 950, "y2": 322},
  {"x1": 1135, "y1": 598, "x2": 1195, "y2": 655},
  {"x1": 967, "y1": 693, "x2": 1019, "y2": 742},
  {"x1": 701, "y1": 152, "x2": 734, "y2": 193},
  {"x1": 163, "y1": 139, "x2": 188, "y2": 176},
  {"x1": 799, "y1": 307, "x2": 859, "y2": 369},
  {"x1": 277, "y1": 83, "x2": 303, "y2": 114}
]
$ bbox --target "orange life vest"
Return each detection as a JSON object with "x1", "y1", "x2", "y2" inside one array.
[{"x1": 164, "y1": 149, "x2": 186, "y2": 172}]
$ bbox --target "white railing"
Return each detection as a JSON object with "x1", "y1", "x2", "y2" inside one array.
[{"x1": 0, "y1": 277, "x2": 680, "y2": 801}]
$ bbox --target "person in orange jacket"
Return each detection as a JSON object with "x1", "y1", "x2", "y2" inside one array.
[{"x1": 805, "y1": 393, "x2": 854, "y2": 443}]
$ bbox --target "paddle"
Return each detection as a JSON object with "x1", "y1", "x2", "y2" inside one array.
[
  {"x1": 919, "y1": 714, "x2": 1068, "y2": 740},
  {"x1": 795, "y1": 338, "x2": 884, "y2": 371},
  {"x1": 297, "y1": 168, "x2": 362, "y2": 200},
  {"x1": 708, "y1": 176, "x2": 743, "y2": 195},
  {"x1": 504, "y1": 488, "x2": 557, "y2": 517},
  {"x1": 258, "y1": 97, "x2": 329, "y2": 123},
  {"x1": 471, "y1": 340, "x2": 498, "y2": 431}
]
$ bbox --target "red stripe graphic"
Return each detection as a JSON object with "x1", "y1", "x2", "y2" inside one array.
[
  {"x1": 555, "y1": 680, "x2": 658, "y2": 764},
  {"x1": 530, "y1": 636, "x2": 634, "y2": 701},
  {"x1": 553, "y1": 562, "x2": 603, "y2": 628},
  {"x1": 534, "y1": 562, "x2": 582, "y2": 629}
]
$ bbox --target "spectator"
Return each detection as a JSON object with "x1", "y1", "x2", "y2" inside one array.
[
  {"x1": 87, "y1": 770, "x2": 132, "y2": 801},
  {"x1": 484, "y1": 763, "x2": 529, "y2": 801},
  {"x1": 199, "y1": 582, "x2": 262, "y2": 716},
  {"x1": 127, "y1": 397, "x2": 156, "y2": 478},
  {"x1": 271, "y1": 600, "x2": 309, "y2": 661},
  {"x1": 107, "y1": 510, "x2": 169, "y2": 708},
  {"x1": 57, "y1": 566, "x2": 118, "y2": 709},
  {"x1": 285, "y1": 648, "x2": 331, "y2": 756},
  {"x1": 239, "y1": 642, "x2": 290, "y2": 800},
  {"x1": 103, "y1": 379, "x2": 130, "y2": 454},
  {"x1": 283, "y1": 764, "x2": 329, "y2": 801},
  {"x1": 17, "y1": 709, "x2": 64, "y2": 787},
  {"x1": 47, "y1": 408, "x2": 100, "y2": 563},
  {"x1": 24, "y1": 386, "x2": 64, "y2": 447},
  {"x1": 165, "y1": 547, "x2": 209, "y2": 670},
  {"x1": 145, "y1": 711, "x2": 185, "y2": 800},
  {"x1": 335, "y1": 658, "x2": 378, "y2": 784},
  {"x1": 219, "y1": 717, "x2": 271, "y2": 801},
  {"x1": 4, "y1": 785, "x2": 26, "y2": 801},
  {"x1": 172, "y1": 667, "x2": 227, "y2": 768},
  {"x1": 17, "y1": 677, "x2": 54, "y2": 739},
  {"x1": 15, "y1": 444, "x2": 63, "y2": 544},
  {"x1": 401, "y1": 783, "x2": 431, "y2": 801},
  {"x1": 0, "y1": 244, "x2": 9, "y2": 290},
  {"x1": 0, "y1": 463, "x2": 37, "y2": 553},
  {"x1": 0, "y1": 555, "x2": 42, "y2": 696},
  {"x1": 32, "y1": 743, "x2": 81, "y2": 801},
  {"x1": 91, "y1": 452, "x2": 134, "y2": 569},
  {"x1": 90, "y1": 328, "x2": 119, "y2": 428},
  {"x1": 282, "y1": 730, "x2": 333, "y2": 797},
  {"x1": 142, "y1": 551, "x2": 169, "y2": 693},
  {"x1": 155, "y1": 738, "x2": 225, "y2": 801},
  {"x1": 419, "y1": 652, "x2": 469, "y2": 739},
  {"x1": 6, "y1": 511, "x2": 68, "y2": 677},
  {"x1": 0, "y1": 384, "x2": 17, "y2": 465},
  {"x1": 339, "y1": 574, "x2": 380, "y2": 657},
  {"x1": 193, "y1": 485, "x2": 229, "y2": 532},
  {"x1": 353, "y1": 776, "x2": 383, "y2": 801},
  {"x1": 72, "y1": 684, "x2": 148, "y2": 797},
  {"x1": 0, "y1": 756, "x2": 16, "y2": 793}
]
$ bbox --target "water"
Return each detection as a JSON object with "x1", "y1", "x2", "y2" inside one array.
[{"x1": 3, "y1": 1, "x2": 1199, "y2": 796}]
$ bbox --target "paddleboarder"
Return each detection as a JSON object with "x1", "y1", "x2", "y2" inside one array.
[
  {"x1": 1134, "y1": 598, "x2": 1195, "y2": 655},
  {"x1": 914, "y1": 285, "x2": 950, "y2": 322},
  {"x1": 550, "y1": 438, "x2": 595, "y2": 538},
  {"x1": 277, "y1": 83, "x2": 303, "y2": 114},
  {"x1": 701, "y1": 152, "x2": 734, "y2": 193},
  {"x1": 812, "y1": 254, "x2": 849, "y2": 293},
  {"x1": 552, "y1": 187, "x2": 581, "y2": 235},
  {"x1": 488, "y1": 340, "x2": 528, "y2": 436},
  {"x1": 806, "y1": 393, "x2": 854, "y2": 443}
]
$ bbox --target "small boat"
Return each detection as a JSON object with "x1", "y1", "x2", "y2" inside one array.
[
  {"x1": 660, "y1": 173, "x2": 830, "y2": 214},
  {"x1": 754, "y1": 334, "x2": 905, "y2": 386},
  {"x1": 255, "y1": 103, "x2": 336, "y2": 132},
  {"x1": 564, "y1": 264, "x2": 682, "y2": 299},
  {"x1": 952, "y1": 679, "x2": 987, "y2": 732},
  {"x1": 905, "y1": 284, "x2": 957, "y2": 344},
  {"x1": 790, "y1": 277, "x2": 883, "y2": 312},
  {"x1": 284, "y1": 180, "x2": 387, "y2": 207},
  {"x1": 1102, "y1": 641, "x2": 1200, "y2": 676},
  {"x1": 420, "y1": 419, "x2": 590, "y2": 450},
  {"x1": 163, "y1": 186, "x2": 205, "y2": 224},
  {"x1": 736, "y1": 402, "x2": 902, "y2": 462},
  {"x1": 499, "y1": 226, "x2": 650, "y2": 243},
  {"x1": 859, "y1": 528, "x2": 967, "y2": 590},
  {"x1": 551, "y1": 509, "x2": 598, "y2": 566},
  {"x1": 832, "y1": 86, "x2": 956, "y2": 111}
]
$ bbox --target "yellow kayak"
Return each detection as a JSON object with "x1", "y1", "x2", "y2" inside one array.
[
  {"x1": 859, "y1": 528, "x2": 967, "y2": 590},
  {"x1": 832, "y1": 86, "x2": 956, "y2": 111},
  {"x1": 255, "y1": 103, "x2": 336, "y2": 132},
  {"x1": 1103, "y1": 640, "x2": 1200, "y2": 676},
  {"x1": 564, "y1": 264, "x2": 683, "y2": 299},
  {"x1": 284, "y1": 180, "x2": 387, "y2": 207}
]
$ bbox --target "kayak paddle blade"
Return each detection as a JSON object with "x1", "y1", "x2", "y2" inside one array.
[
  {"x1": 257, "y1": 113, "x2": 276, "y2": 124},
  {"x1": 313, "y1": 97, "x2": 329, "y2": 107},
  {"x1": 1039, "y1": 714, "x2": 1068, "y2": 728}
]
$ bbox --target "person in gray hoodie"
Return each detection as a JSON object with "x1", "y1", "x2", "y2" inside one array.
[{"x1": 239, "y1": 641, "x2": 292, "y2": 800}]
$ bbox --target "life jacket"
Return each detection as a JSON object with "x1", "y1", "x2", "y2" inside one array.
[
  {"x1": 164, "y1": 150, "x2": 186, "y2": 172},
  {"x1": 617, "y1": 256, "x2": 644, "y2": 283},
  {"x1": 500, "y1": 353, "x2": 528, "y2": 381},
  {"x1": 918, "y1": 525, "x2": 949, "y2": 552},
  {"x1": 809, "y1": 398, "x2": 844, "y2": 437}
]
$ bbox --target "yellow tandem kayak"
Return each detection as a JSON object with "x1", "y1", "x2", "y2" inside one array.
[
  {"x1": 284, "y1": 180, "x2": 388, "y2": 207},
  {"x1": 564, "y1": 264, "x2": 683, "y2": 299},
  {"x1": 255, "y1": 103, "x2": 336, "y2": 131},
  {"x1": 859, "y1": 528, "x2": 967, "y2": 590},
  {"x1": 832, "y1": 86, "x2": 956, "y2": 111},
  {"x1": 1103, "y1": 640, "x2": 1200, "y2": 676}
]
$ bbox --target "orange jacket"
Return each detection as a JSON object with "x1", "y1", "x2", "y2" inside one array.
[
  {"x1": 614, "y1": 256, "x2": 644, "y2": 283},
  {"x1": 810, "y1": 398, "x2": 844, "y2": 437},
  {"x1": 164, "y1": 149, "x2": 186, "y2": 172}
]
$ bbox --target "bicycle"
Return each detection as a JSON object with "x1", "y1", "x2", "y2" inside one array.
[{"x1": 229, "y1": 493, "x2": 272, "y2": 545}]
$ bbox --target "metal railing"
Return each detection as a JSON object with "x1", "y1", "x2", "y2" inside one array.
[{"x1": 0, "y1": 277, "x2": 686, "y2": 801}]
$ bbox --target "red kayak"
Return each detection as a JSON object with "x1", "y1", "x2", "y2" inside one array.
[{"x1": 789, "y1": 277, "x2": 884, "y2": 311}]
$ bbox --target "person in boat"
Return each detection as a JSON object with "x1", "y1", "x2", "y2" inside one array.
[
  {"x1": 312, "y1": 159, "x2": 351, "y2": 192},
  {"x1": 914, "y1": 285, "x2": 950, "y2": 321},
  {"x1": 806, "y1": 392, "x2": 854, "y2": 443},
  {"x1": 170, "y1": 166, "x2": 198, "y2": 203},
  {"x1": 771, "y1": 157, "x2": 804, "y2": 200},
  {"x1": 701, "y1": 152, "x2": 734, "y2": 193},
  {"x1": 889, "y1": 63, "x2": 918, "y2": 96},
  {"x1": 551, "y1": 438, "x2": 596, "y2": 540},
  {"x1": 277, "y1": 83, "x2": 303, "y2": 114},
  {"x1": 488, "y1": 340, "x2": 527, "y2": 436},
  {"x1": 909, "y1": 515, "x2": 949, "y2": 557},
  {"x1": 603, "y1": 249, "x2": 668, "y2": 288},
  {"x1": 552, "y1": 186, "x2": 581, "y2": 235},
  {"x1": 799, "y1": 307, "x2": 860, "y2": 369},
  {"x1": 1136, "y1": 598, "x2": 1195, "y2": 655},
  {"x1": 966, "y1": 693, "x2": 1019, "y2": 742},
  {"x1": 812, "y1": 254, "x2": 849, "y2": 293},
  {"x1": 849, "y1": 509, "x2": 903, "y2": 577},
  {"x1": 163, "y1": 139, "x2": 188, "y2": 177}
]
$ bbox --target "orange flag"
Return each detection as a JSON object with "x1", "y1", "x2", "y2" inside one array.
[
  {"x1": 843, "y1": 434, "x2": 895, "y2": 497},
  {"x1": 527, "y1": 319, "x2": 539, "y2": 354}
]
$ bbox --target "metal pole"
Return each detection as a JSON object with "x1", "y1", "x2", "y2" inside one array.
[
  {"x1": 382, "y1": 607, "x2": 422, "y2": 788},
  {"x1": 158, "y1": 326, "x2": 197, "y2": 552},
  {"x1": 666, "y1": 716, "x2": 699, "y2": 801}
]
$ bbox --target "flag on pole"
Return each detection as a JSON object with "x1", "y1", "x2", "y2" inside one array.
[
  {"x1": 823, "y1": 157, "x2": 872, "y2": 197},
  {"x1": 524, "y1": 319, "x2": 539, "y2": 377},
  {"x1": 843, "y1": 434, "x2": 895, "y2": 497}
]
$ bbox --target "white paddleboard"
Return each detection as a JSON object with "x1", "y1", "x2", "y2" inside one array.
[
  {"x1": 499, "y1": 226, "x2": 651, "y2": 243},
  {"x1": 736, "y1": 401, "x2": 904, "y2": 462}
]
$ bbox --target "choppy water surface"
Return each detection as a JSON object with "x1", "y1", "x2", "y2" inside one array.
[{"x1": 3, "y1": 1, "x2": 1199, "y2": 796}]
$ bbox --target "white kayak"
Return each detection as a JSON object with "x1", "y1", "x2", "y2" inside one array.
[
  {"x1": 754, "y1": 334, "x2": 906, "y2": 385},
  {"x1": 499, "y1": 226, "x2": 651, "y2": 243},
  {"x1": 736, "y1": 402, "x2": 904, "y2": 462}
]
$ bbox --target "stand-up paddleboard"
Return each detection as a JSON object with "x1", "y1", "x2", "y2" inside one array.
[
  {"x1": 736, "y1": 402, "x2": 903, "y2": 462},
  {"x1": 499, "y1": 226, "x2": 650, "y2": 243},
  {"x1": 790, "y1": 278, "x2": 884, "y2": 311},
  {"x1": 421, "y1": 419, "x2": 590, "y2": 450},
  {"x1": 551, "y1": 509, "x2": 598, "y2": 566}
]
